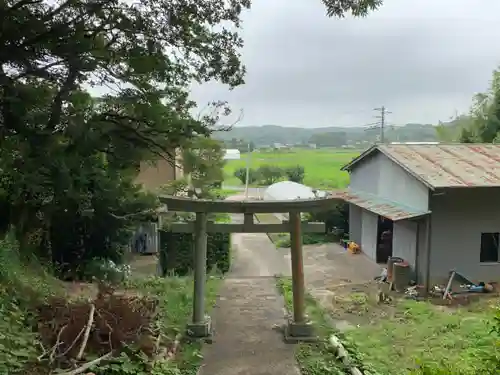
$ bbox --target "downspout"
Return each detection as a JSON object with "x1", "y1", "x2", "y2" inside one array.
[
  {"x1": 414, "y1": 219, "x2": 420, "y2": 281},
  {"x1": 424, "y1": 196, "x2": 432, "y2": 292}
]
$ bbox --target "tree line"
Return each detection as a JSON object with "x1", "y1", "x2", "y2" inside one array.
[{"x1": 233, "y1": 165, "x2": 305, "y2": 185}]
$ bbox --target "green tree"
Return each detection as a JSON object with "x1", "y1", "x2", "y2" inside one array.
[
  {"x1": 234, "y1": 167, "x2": 259, "y2": 185},
  {"x1": 257, "y1": 165, "x2": 284, "y2": 185},
  {"x1": 182, "y1": 137, "x2": 226, "y2": 196},
  {"x1": 322, "y1": 0, "x2": 382, "y2": 17},
  {"x1": 0, "y1": 0, "x2": 249, "y2": 272},
  {"x1": 285, "y1": 165, "x2": 305, "y2": 183},
  {"x1": 459, "y1": 67, "x2": 500, "y2": 143}
]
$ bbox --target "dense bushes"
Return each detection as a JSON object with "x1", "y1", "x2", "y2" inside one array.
[
  {"x1": 0, "y1": 232, "x2": 59, "y2": 374},
  {"x1": 284, "y1": 165, "x2": 305, "y2": 183},
  {"x1": 234, "y1": 167, "x2": 260, "y2": 185},
  {"x1": 306, "y1": 202, "x2": 349, "y2": 236},
  {"x1": 233, "y1": 164, "x2": 306, "y2": 185},
  {"x1": 158, "y1": 231, "x2": 231, "y2": 276}
]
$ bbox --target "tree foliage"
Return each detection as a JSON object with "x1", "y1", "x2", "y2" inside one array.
[
  {"x1": 322, "y1": 0, "x2": 383, "y2": 17},
  {"x1": 285, "y1": 165, "x2": 305, "y2": 183},
  {"x1": 457, "y1": 67, "x2": 500, "y2": 143},
  {"x1": 257, "y1": 165, "x2": 284, "y2": 185},
  {"x1": 182, "y1": 136, "x2": 226, "y2": 196},
  {"x1": 0, "y1": 0, "x2": 249, "y2": 274},
  {"x1": 233, "y1": 167, "x2": 259, "y2": 185}
]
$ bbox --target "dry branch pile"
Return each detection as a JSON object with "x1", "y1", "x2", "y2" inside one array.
[{"x1": 33, "y1": 282, "x2": 177, "y2": 373}]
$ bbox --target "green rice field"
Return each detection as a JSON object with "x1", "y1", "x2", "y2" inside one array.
[{"x1": 223, "y1": 148, "x2": 361, "y2": 189}]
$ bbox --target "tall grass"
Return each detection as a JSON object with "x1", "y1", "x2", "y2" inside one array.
[{"x1": 0, "y1": 231, "x2": 58, "y2": 374}]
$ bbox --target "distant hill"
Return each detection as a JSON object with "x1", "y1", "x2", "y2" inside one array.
[{"x1": 212, "y1": 123, "x2": 440, "y2": 147}]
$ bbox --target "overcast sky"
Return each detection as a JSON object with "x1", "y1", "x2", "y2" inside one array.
[{"x1": 190, "y1": 0, "x2": 500, "y2": 128}]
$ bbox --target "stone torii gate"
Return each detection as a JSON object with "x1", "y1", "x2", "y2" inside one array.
[{"x1": 158, "y1": 195, "x2": 342, "y2": 341}]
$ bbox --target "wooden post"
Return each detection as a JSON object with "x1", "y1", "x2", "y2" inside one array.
[
  {"x1": 286, "y1": 211, "x2": 315, "y2": 341},
  {"x1": 289, "y1": 211, "x2": 305, "y2": 324},
  {"x1": 187, "y1": 212, "x2": 212, "y2": 338}
]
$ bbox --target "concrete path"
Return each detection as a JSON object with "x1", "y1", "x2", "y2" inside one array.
[{"x1": 198, "y1": 195, "x2": 299, "y2": 375}]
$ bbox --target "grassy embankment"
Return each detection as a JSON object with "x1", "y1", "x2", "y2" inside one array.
[{"x1": 0, "y1": 233, "x2": 220, "y2": 375}]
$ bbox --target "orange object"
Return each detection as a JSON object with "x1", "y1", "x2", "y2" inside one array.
[{"x1": 348, "y1": 241, "x2": 360, "y2": 254}]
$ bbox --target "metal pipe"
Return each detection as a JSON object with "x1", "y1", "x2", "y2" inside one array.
[
  {"x1": 192, "y1": 212, "x2": 208, "y2": 324},
  {"x1": 289, "y1": 211, "x2": 305, "y2": 324},
  {"x1": 424, "y1": 214, "x2": 432, "y2": 292}
]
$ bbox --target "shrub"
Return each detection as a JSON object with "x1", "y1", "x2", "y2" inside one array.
[
  {"x1": 257, "y1": 165, "x2": 284, "y2": 185},
  {"x1": 0, "y1": 232, "x2": 56, "y2": 375},
  {"x1": 306, "y1": 202, "x2": 349, "y2": 237},
  {"x1": 285, "y1": 165, "x2": 305, "y2": 183},
  {"x1": 158, "y1": 231, "x2": 231, "y2": 276},
  {"x1": 82, "y1": 258, "x2": 132, "y2": 283},
  {"x1": 234, "y1": 167, "x2": 259, "y2": 185}
]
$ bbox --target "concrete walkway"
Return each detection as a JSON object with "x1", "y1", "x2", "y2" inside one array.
[{"x1": 198, "y1": 195, "x2": 299, "y2": 375}]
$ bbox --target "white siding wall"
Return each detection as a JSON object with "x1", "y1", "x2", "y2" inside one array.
[
  {"x1": 361, "y1": 209, "x2": 378, "y2": 261},
  {"x1": 350, "y1": 152, "x2": 429, "y2": 211}
]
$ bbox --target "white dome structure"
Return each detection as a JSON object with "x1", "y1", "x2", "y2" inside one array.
[{"x1": 263, "y1": 181, "x2": 326, "y2": 201}]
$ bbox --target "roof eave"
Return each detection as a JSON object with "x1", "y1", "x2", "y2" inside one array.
[{"x1": 340, "y1": 145, "x2": 378, "y2": 171}]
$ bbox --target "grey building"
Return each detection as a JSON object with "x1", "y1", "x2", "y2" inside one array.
[{"x1": 338, "y1": 143, "x2": 500, "y2": 286}]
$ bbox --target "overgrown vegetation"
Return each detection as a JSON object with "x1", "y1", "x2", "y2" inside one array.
[
  {"x1": 345, "y1": 297, "x2": 500, "y2": 375},
  {"x1": 0, "y1": 230, "x2": 222, "y2": 375},
  {"x1": 277, "y1": 275, "x2": 500, "y2": 375},
  {"x1": 159, "y1": 231, "x2": 231, "y2": 276},
  {"x1": 285, "y1": 165, "x2": 305, "y2": 183},
  {"x1": 276, "y1": 276, "x2": 367, "y2": 375}
]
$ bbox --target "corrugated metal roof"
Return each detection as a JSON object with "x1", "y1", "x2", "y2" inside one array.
[
  {"x1": 330, "y1": 189, "x2": 431, "y2": 221},
  {"x1": 342, "y1": 143, "x2": 500, "y2": 189}
]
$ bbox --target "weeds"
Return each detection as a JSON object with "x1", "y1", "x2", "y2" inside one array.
[
  {"x1": 346, "y1": 298, "x2": 500, "y2": 374},
  {"x1": 0, "y1": 229, "x2": 222, "y2": 375},
  {"x1": 275, "y1": 276, "x2": 371, "y2": 375},
  {"x1": 0, "y1": 232, "x2": 60, "y2": 374}
]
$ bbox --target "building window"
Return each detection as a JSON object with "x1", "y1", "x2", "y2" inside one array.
[{"x1": 480, "y1": 232, "x2": 499, "y2": 263}]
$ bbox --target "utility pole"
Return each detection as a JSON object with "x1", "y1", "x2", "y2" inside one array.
[
  {"x1": 244, "y1": 143, "x2": 251, "y2": 200},
  {"x1": 374, "y1": 106, "x2": 391, "y2": 143}
]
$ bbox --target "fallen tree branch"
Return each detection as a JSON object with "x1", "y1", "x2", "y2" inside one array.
[
  {"x1": 58, "y1": 327, "x2": 85, "y2": 358},
  {"x1": 50, "y1": 325, "x2": 67, "y2": 362},
  {"x1": 56, "y1": 351, "x2": 113, "y2": 375},
  {"x1": 167, "y1": 333, "x2": 182, "y2": 359},
  {"x1": 329, "y1": 335, "x2": 363, "y2": 375},
  {"x1": 76, "y1": 303, "x2": 95, "y2": 360}
]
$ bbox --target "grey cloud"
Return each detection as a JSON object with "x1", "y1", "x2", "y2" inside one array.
[{"x1": 191, "y1": 0, "x2": 500, "y2": 127}]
